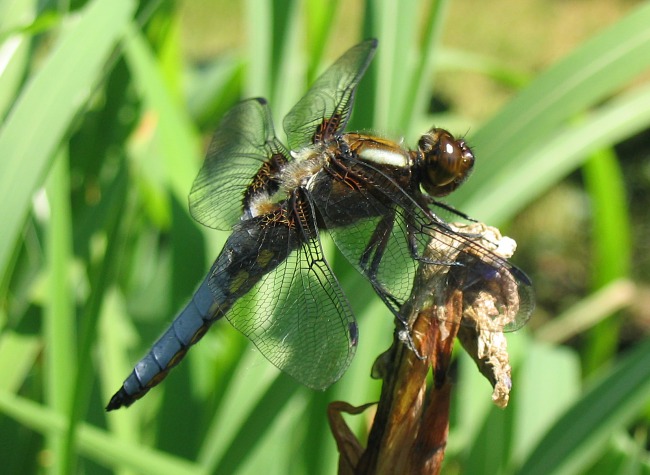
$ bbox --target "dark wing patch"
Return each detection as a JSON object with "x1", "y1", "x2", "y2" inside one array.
[
  {"x1": 283, "y1": 39, "x2": 377, "y2": 151},
  {"x1": 189, "y1": 98, "x2": 290, "y2": 230}
]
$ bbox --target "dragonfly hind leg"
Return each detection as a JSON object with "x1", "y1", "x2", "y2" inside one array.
[
  {"x1": 356, "y1": 212, "x2": 423, "y2": 358},
  {"x1": 358, "y1": 211, "x2": 402, "y2": 314}
]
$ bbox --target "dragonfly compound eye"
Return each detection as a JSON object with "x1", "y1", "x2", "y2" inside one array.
[{"x1": 419, "y1": 128, "x2": 475, "y2": 197}]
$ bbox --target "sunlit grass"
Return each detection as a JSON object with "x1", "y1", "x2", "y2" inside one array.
[{"x1": 1, "y1": 0, "x2": 650, "y2": 474}]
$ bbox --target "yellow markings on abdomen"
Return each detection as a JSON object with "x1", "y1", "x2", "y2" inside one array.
[
  {"x1": 256, "y1": 249, "x2": 275, "y2": 268},
  {"x1": 148, "y1": 368, "x2": 172, "y2": 387},
  {"x1": 229, "y1": 270, "x2": 250, "y2": 295},
  {"x1": 165, "y1": 347, "x2": 189, "y2": 371}
]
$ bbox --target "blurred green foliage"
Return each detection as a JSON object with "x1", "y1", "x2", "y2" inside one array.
[{"x1": 1, "y1": 0, "x2": 650, "y2": 474}]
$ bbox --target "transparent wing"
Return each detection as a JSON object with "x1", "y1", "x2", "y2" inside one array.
[
  {"x1": 309, "y1": 159, "x2": 534, "y2": 332},
  {"x1": 283, "y1": 39, "x2": 377, "y2": 151},
  {"x1": 212, "y1": 212, "x2": 358, "y2": 390},
  {"x1": 189, "y1": 98, "x2": 290, "y2": 230}
]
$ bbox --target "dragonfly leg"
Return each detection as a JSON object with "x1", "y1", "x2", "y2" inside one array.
[
  {"x1": 357, "y1": 211, "x2": 424, "y2": 360},
  {"x1": 405, "y1": 218, "x2": 466, "y2": 268},
  {"x1": 358, "y1": 211, "x2": 407, "y2": 317},
  {"x1": 424, "y1": 195, "x2": 476, "y2": 222},
  {"x1": 359, "y1": 210, "x2": 394, "y2": 273}
]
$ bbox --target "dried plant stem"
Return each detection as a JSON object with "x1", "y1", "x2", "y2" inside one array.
[
  {"x1": 328, "y1": 223, "x2": 524, "y2": 474},
  {"x1": 355, "y1": 289, "x2": 462, "y2": 475}
]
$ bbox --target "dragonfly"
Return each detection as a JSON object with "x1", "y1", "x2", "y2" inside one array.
[{"x1": 106, "y1": 39, "x2": 534, "y2": 410}]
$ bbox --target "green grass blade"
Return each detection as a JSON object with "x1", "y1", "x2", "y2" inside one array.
[
  {"x1": 122, "y1": 22, "x2": 200, "y2": 205},
  {"x1": 0, "y1": 390, "x2": 205, "y2": 475},
  {"x1": 269, "y1": 1, "x2": 303, "y2": 118},
  {"x1": 581, "y1": 146, "x2": 633, "y2": 373},
  {"x1": 436, "y1": 47, "x2": 531, "y2": 89},
  {"x1": 453, "y1": 2, "x2": 650, "y2": 219},
  {"x1": 0, "y1": 333, "x2": 40, "y2": 392},
  {"x1": 367, "y1": 0, "x2": 399, "y2": 131},
  {"x1": 583, "y1": 147, "x2": 632, "y2": 287},
  {"x1": 244, "y1": 0, "x2": 272, "y2": 99},
  {"x1": 462, "y1": 82, "x2": 650, "y2": 223},
  {"x1": 98, "y1": 290, "x2": 145, "y2": 447},
  {"x1": 304, "y1": 0, "x2": 341, "y2": 81},
  {"x1": 44, "y1": 150, "x2": 77, "y2": 474},
  {"x1": 398, "y1": 0, "x2": 450, "y2": 133},
  {"x1": 0, "y1": 0, "x2": 135, "y2": 279},
  {"x1": 0, "y1": 0, "x2": 35, "y2": 120},
  {"x1": 61, "y1": 165, "x2": 130, "y2": 473},
  {"x1": 213, "y1": 374, "x2": 300, "y2": 474},
  {"x1": 536, "y1": 279, "x2": 636, "y2": 344},
  {"x1": 510, "y1": 342, "x2": 582, "y2": 466},
  {"x1": 516, "y1": 339, "x2": 650, "y2": 475},
  {"x1": 196, "y1": 347, "x2": 287, "y2": 469}
]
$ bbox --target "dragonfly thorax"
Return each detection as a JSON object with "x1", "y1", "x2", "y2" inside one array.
[{"x1": 282, "y1": 148, "x2": 326, "y2": 193}]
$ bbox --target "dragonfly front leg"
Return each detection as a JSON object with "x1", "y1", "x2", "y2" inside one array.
[
  {"x1": 405, "y1": 216, "x2": 467, "y2": 269},
  {"x1": 357, "y1": 211, "x2": 402, "y2": 312}
]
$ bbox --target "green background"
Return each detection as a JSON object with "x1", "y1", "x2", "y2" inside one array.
[{"x1": 2, "y1": 0, "x2": 650, "y2": 473}]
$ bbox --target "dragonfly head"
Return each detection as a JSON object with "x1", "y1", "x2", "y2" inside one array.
[{"x1": 417, "y1": 128, "x2": 475, "y2": 197}]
